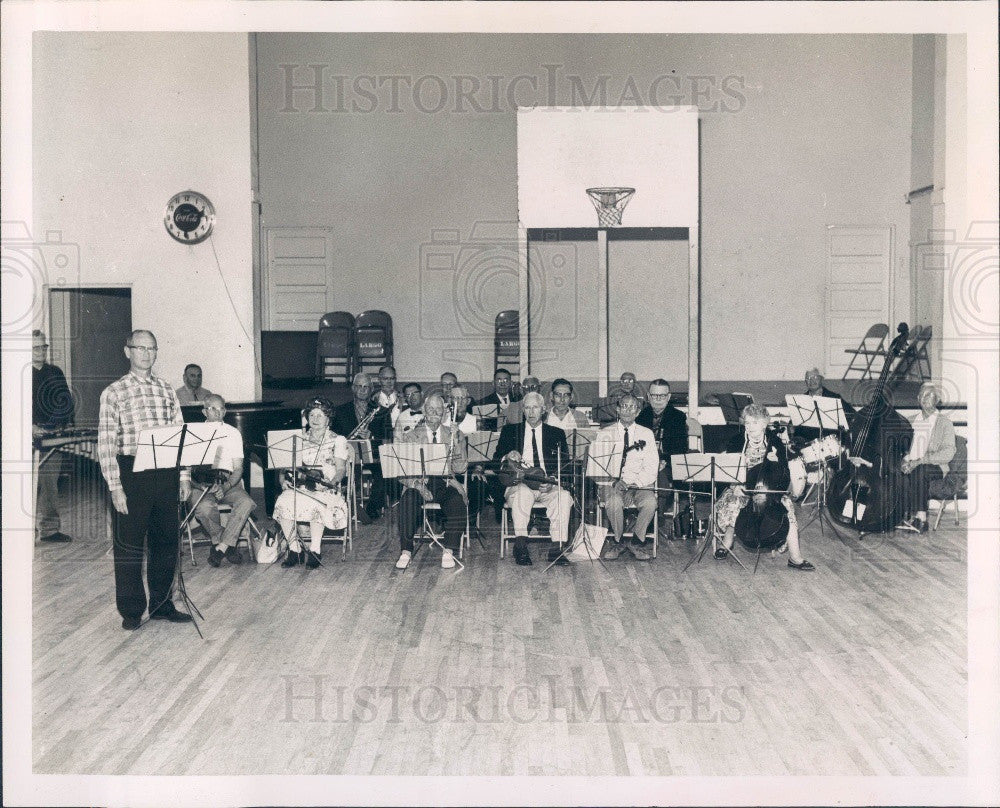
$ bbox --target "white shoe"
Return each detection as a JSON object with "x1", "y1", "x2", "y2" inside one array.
[
  {"x1": 441, "y1": 550, "x2": 456, "y2": 569},
  {"x1": 395, "y1": 550, "x2": 412, "y2": 570}
]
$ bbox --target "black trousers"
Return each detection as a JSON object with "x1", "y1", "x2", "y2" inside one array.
[
  {"x1": 902, "y1": 463, "x2": 944, "y2": 515},
  {"x1": 397, "y1": 477, "x2": 465, "y2": 552},
  {"x1": 113, "y1": 455, "x2": 180, "y2": 619}
]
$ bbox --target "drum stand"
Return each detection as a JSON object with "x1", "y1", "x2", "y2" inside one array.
[{"x1": 796, "y1": 458, "x2": 847, "y2": 540}]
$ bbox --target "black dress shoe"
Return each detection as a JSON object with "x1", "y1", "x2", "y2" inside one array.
[
  {"x1": 787, "y1": 559, "x2": 816, "y2": 571},
  {"x1": 305, "y1": 551, "x2": 322, "y2": 569},
  {"x1": 40, "y1": 531, "x2": 73, "y2": 543},
  {"x1": 121, "y1": 616, "x2": 141, "y2": 630},
  {"x1": 714, "y1": 547, "x2": 729, "y2": 560},
  {"x1": 515, "y1": 552, "x2": 533, "y2": 566},
  {"x1": 208, "y1": 546, "x2": 224, "y2": 567},
  {"x1": 150, "y1": 604, "x2": 193, "y2": 623},
  {"x1": 224, "y1": 546, "x2": 243, "y2": 565},
  {"x1": 913, "y1": 517, "x2": 929, "y2": 534},
  {"x1": 281, "y1": 550, "x2": 303, "y2": 568}
]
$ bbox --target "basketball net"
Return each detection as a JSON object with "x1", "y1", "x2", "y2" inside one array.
[{"x1": 586, "y1": 187, "x2": 636, "y2": 227}]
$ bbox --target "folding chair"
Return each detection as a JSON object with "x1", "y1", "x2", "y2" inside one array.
[
  {"x1": 181, "y1": 496, "x2": 264, "y2": 565},
  {"x1": 289, "y1": 464, "x2": 355, "y2": 560},
  {"x1": 892, "y1": 324, "x2": 933, "y2": 382},
  {"x1": 930, "y1": 435, "x2": 967, "y2": 529},
  {"x1": 418, "y1": 475, "x2": 471, "y2": 564},
  {"x1": 842, "y1": 323, "x2": 890, "y2": 380},
  {"x1": 494, "y1": 310, "x2": 519, "y2": 377},
  {"x1": 354, "y1": 310, "x2": 393, "y2": 375},
  {"x1": 583, "y1": 449, "x2": 659, "y2": 559},
  {"x1": 316, "y1": 311, "x2": 355, "y2": 383}
]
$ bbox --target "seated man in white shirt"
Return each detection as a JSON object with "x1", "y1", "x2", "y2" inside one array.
[
  {"x1": 446, "y1": 385, "x2": 479, "y2": 435},
  {"x1": 545, "y1": 377, "x2": 591, "y2": 432},
  {"x1": 188, "y1": 395, "x2": 256, "y2": 566},
  {"x1": 493, "y1": 392, "x2": 573, "y2": 566},
  {"x1": 592, "y1": 394, "x2": 659, "y2": 561},
  {"x1": 394, "y1": 382, "x2": 425, "y2": 438}
]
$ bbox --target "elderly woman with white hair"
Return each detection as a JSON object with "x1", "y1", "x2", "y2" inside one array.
[
  {"x1": 713, "y1": 403, "x2": 815, "y2": 571},
  {"x1": 899, "y1": 382, "x2": 956, "y2": 533}
]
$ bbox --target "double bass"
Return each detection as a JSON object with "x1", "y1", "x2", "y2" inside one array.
[{"x1": 827, "y1": 323, "x2": 913, "y2": 534}]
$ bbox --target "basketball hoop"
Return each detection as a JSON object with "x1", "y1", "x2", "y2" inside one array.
[{"x1": 586, "y1": 187, "x2": 636, "y2": 227}]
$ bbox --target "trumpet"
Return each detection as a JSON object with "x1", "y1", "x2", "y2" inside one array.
[{"x1": 348, "y1": 404, "x2": 382, "y2": 440}]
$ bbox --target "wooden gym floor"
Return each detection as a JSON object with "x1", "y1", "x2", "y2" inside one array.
[{"x1": 32, "y1": 498, "x2": 966, "y2": 777}]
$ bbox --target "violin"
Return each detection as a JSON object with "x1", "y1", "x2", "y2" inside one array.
[
  {"x1": 497, "y1": 459, "x2": 559, "y2": 490},
  {"x1": 282, "y1": 465, "x2": 340, "y2": 491}
]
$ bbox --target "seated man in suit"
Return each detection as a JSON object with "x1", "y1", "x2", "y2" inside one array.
[
  {"x1": 332, "y1": 373, "x2": 384, "y2": 521},
  {"x1": 593, "y1": 394, "x2": 659, "y2": 561},
  {"x1": 175, "y1": 363, "x2": 213, "y2": 405},
  {"x1": 493, "y1": 392, "x2": 573, "y2": 566},
  {"x1": 635, "y1": 378, "x2": 688, "y2": 516},
  {"x1": 394, "y1": 394, "x2": 468, "y2": 570},
  {"x1": 478, "y1": 368, "x2": 522, "y2": 431},
  {"x1": 794, "y1": 367, "x2": 854, "y2": 444},
  {"x1": 188, "y1": 395, "x2": 256, "y2": 567},
  {"x1": 503, "y1": 377, "x2": 540, "y2": 425}
]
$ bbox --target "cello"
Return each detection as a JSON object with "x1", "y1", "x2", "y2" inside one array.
[{"x1": 827, "y1": 323, "x2": 913, "y2": 534}]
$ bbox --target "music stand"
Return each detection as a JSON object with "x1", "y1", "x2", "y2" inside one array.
[
  {"x1": 472, "y1": 404, "x2": 501, "y2": 431},
  {"x1": 785, "y1": 395, "x2": 849, "y2": 539},
  {"x1": 347, "y1": 439, "x2": 373, "y2": 530},
  {"x1": 674, "y1": 453, "x2": 750, "y2": 572},
  {"x1": 379, "y1": 443, "x2": 464, "y2": 571},
  {"x1": 133, "y1": 424, "x2": 229, "y2": 637},
  {"x1": 466, "y1": 430, "x2": 499, "y2": 463}
]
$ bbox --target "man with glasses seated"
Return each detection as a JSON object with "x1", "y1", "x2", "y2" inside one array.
[
  {"x1": 175, "y1": 363, "x2": 213, "y2": 405},
  {"x1": 635, "y1": 378, "x2": 689, "y2": 522},
  {"x1": 545, "y1": 378, "x2": 590, "y2": 432},
  {"x1": 594, "y1": 394, "x2": 659, "y2": 561},
  {"x1": 188, "y1": 395, "x2": 256, "y2": 567}
]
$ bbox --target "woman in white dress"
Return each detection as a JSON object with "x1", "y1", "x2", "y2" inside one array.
[{"x1": 273, "y1": 397, "x2": 350, "y2": 569}]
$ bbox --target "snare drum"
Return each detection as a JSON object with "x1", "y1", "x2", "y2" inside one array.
[{"x1": 800, "y1": 435, "x2": 843, "y2": 467}]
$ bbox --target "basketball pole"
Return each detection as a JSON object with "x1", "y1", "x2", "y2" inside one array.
[{"x1": 597, "y1": 227, "x2": 609, "y2": 398}]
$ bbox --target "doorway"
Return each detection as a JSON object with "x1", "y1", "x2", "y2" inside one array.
[{"x1": 49, "y1": 287, "x2": 132, "y2": 427}]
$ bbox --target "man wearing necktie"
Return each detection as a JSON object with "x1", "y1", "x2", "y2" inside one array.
[
  {"x1": 593, "y1": 394, "x2": 659, "y2": 560},
  {"x1": 493, "y1": 392, "x2": 572, "y2": 566},
  {"x1": 394, "y1": 394, "x2": 468, "y2": 570}
]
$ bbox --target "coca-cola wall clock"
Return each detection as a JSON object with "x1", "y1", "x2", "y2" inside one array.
[{"x1": 164, "y1": 191, "x2": 215, "y2": 244}]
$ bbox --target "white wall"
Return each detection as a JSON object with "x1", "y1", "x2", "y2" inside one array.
[
  {"x1": 33, "y1": 33, "x2": 256, "y2": 401},
  {"x1": 256, "y1": 33, "x2": 914, "y2": 383}
]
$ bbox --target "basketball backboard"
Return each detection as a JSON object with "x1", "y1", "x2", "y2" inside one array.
[{"x1": 517, "y1": 106, "x2": 698, "y2": 229}]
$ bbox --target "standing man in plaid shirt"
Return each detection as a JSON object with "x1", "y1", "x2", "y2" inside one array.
[{"x1": 98, "y1": 330, "x2": 192, "y2": 630}]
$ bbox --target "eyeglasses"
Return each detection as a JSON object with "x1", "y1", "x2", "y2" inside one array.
[
  {"x1": 648, "y1": 393, "x2": 670, "y2": 400},
  {"x1": 127, "y1": 345, "x2": 157, "y2": 353}
]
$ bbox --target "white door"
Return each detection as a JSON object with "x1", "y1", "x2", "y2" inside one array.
[
  {"x1": 824, "y1": 226, "x2": 894, "y2": 377},
  {"x1": 263, "y1": 227, "x2": 335, "y2": 330}
]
